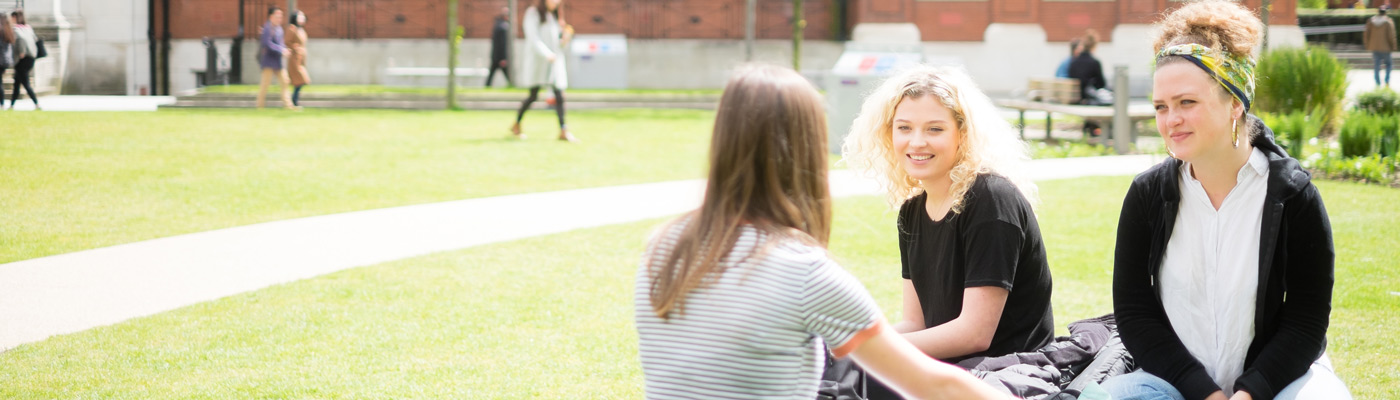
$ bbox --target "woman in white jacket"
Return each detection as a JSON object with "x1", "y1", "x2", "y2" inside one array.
[{"x1": 509, "y1": 0, "x2": 576, "y2": 142}]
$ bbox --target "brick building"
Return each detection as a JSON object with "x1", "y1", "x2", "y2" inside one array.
[{"x1": 45, "y1": 0, "x2": 1303, "y2": 95}]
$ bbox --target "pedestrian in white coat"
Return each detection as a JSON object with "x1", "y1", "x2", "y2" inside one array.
[{"x1": 509, "y1": 0, "x2": 576, "y2": 142}]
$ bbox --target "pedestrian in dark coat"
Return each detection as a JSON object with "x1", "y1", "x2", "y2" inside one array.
[{"x1": 486, "y1": 7, "x2": 512, "y2": 87}]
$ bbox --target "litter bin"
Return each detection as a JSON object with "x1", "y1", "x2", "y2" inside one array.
[
  {"x1": 825, "y1": 42, "x2": 923, "y2": 153},
  {"x1": 567, "y1": 34, "x2": 628, "y2": 89}
]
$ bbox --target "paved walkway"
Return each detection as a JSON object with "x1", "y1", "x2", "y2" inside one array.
[
  {"x1": 5, "y1": 95, "x2": 175, "y2": 112},
  {"x1": 0, "y1": 155, "x2": 1160, "y2": 351}
]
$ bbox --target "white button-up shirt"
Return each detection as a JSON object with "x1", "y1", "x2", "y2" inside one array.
[{"x1": 1160, "y1": 148, "x2": 1270, "y2": 394}]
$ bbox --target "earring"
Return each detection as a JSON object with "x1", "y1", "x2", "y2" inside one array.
[{"x1": 1232, "y1": 116, "x2": 1240, "y2": 148}]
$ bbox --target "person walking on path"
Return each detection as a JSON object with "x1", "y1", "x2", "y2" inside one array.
[
  {"x1": 0, "y1": 12, "x2": 15, "y2": 90},
  {"x1": 1365, "y1": 5, "x2": 1396, "y2": 86},
  {"x1": 1102, "y1": 2, "x2": 1352, "y2": 399},
  {"x1": 286, "y1": 10, "x2": 311, "y2": 107},
  {"x1": 255, "y1": 6, "x2": 296, "y2": 110},
  {"x1": 486, "y1": 7, "x2": 512, "y2": 88},
  {"x1": 8, "y1": 10, "x2": 38, "y2": 111},
  {"x1": 510, "y1": 0, "x2": 576, "y2": 142},
  {"x1": 634, "y1": 63, "x2": 1013, "y2": 400}
]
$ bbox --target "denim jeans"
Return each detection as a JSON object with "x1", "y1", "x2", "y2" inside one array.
[
  {"x1": 1100, "y1": 369, "x2": 1185, "y2": 400},
  {"x1": 1102, "y1": 354, "x2": 1352, "y2": 400},
  {"x1": 1375, "y1": 51, "x2": 1393, "y2": 85}
]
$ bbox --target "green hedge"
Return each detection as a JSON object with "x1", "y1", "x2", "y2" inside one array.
[
  {"x1": 1355, "y1": 88, "x2": 1400, "y2": 116},
  {"x1": 1255, "y1": 46, "x2": 1349, "y2": 136}
]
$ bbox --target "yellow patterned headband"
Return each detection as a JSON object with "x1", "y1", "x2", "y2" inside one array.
[{"x1": 1155, "y1": 43, "x2": 1256, "y2": 111}]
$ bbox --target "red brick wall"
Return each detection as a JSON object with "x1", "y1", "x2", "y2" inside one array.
[
  {"x1": 914, "y1": 2, "x2": 992, "y2": 42},
  {"x1": 159, "y1": 0, "x2": 1295, "y2": 42},
  {"x1": 1039, "y1": 1, "x2": 1119, "y2": 42},
  {"x1": 994, "y1": 0, "x2": 1039, "y2": 24},
  {"x1": 163, "y1": 0, "x2": 838, "y2": 40}
]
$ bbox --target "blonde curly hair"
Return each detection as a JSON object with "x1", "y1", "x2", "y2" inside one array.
[{"x1": 840, "y1": 65, "x2": 1038, "y2": 213}]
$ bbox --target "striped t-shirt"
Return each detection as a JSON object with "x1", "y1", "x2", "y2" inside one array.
[{"x1": 634, "y1": 221, "x2": 883, "y2": 399}]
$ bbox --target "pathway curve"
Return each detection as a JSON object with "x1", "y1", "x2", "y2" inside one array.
[{"x1": 0, "y1": 154, "x2": 1161, "y2": 351}]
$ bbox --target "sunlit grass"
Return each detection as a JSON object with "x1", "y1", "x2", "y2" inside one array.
[
  {"x1": 2, "y1": 177, "x2": 1392, "y2": 399},
  {"x1": 0, "y1": 108, "x2": 712, "y2": 263}
]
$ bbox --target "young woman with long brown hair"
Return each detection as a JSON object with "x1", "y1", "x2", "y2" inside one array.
[{"x1": 633, "y1": 64, "x2": 1012, "y2": 400}]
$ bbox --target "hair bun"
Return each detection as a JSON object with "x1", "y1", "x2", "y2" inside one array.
[{"x1": 1153, "y1": 0, "x2": 1263, "y2": 59}]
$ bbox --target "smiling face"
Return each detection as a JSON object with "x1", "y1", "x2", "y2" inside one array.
[
  {"x1": 269, "y1": 9, "x2": 283, "y2": 25},
  {"x1": 1152, "y1": 62, "x2": 1244, "y2": 163},
  {"x1": 892, "y1": 95, "x2": 962, "y2": 190}
]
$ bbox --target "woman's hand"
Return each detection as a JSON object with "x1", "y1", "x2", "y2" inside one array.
[{"x1": 1229, "y1": 391, "x2": 1254, "y2": 400}]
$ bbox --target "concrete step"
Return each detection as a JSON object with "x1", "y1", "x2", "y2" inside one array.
[
  {"x1": 166, "y1": 90, "x2": 722, "y2": 110},
  {"x1": 162, "y1": 98, "x2": 717, "y2": 110},
  {"x1": 183, "y1": 91, "x2": 721, "y2": 102}
]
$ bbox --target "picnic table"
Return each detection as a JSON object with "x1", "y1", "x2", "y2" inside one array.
[{"x1": 996, "y1": 98, "x2": 1156, "y2": 142}]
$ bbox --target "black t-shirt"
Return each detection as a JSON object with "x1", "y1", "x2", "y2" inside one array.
[{"x1": 897, "y1": 173, "x2": 1055, "y2": 362}]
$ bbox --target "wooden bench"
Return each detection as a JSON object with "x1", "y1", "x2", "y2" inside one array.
[
  {"x1": 1027, "y1": 77, "x2": 1080, "y2": 104},
  {"x1": 997, "y1": 98, "x2": 1157, "y2": 142}
]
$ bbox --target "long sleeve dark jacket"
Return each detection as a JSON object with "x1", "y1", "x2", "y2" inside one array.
[
  {"x1": 490, "y1": 16, "x2": 510, "y2": 61},
  {"x1": 1112, "y1": 120, "x2": 1334, "y2": 400}
]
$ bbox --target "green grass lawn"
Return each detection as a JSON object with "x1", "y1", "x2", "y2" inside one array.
[
  {"x1": 0, "y1": 108, "x2": 713, "y2": 264},
  {"x1": 200, "y1": 84, "x2": 723, "y2": 97},
  {"x1": 2, "y1": 177, "x2": 1394, "y2": 399}
]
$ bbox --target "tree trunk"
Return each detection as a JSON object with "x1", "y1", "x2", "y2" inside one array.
[
  {"x1": 792, "y1": 0, "x2": 804, "y2": 70},
  {"x1": 448, "y1": 0, "x2": 460, "y2": 110}
]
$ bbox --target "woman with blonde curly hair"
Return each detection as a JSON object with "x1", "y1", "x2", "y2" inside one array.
[
  {"x1": 841, "y1": 65, "x2": 1054, "y2": 398},
  {"x1": 1102, "y1": 1, "x2": 1351, "y2": 399}
]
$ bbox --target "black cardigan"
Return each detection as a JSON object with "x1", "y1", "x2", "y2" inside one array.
[{"x1": 1112, "y1": 120, "x2": 1335, "y2": 400}]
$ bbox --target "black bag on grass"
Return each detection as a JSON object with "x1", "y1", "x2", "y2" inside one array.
[{"x1": 817, "y1": 350, "x2": 867, "y2": 400}]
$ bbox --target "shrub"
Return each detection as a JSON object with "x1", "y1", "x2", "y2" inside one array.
[
  {"x1": 1297, "y1": 0, "x2": 1328, "y2": 8},
  {"x1": 1355, "y1": 88, "x2": 1400, "y2": 116},
  {"x1": 1381, "y1": 122, "x2": 1400, "y2": 158},
  {"x1": 1339, "y1": 112, "x2": 1379, "y2": 157},
  {"x1": 1255, "y1": 46, "x2": 1349, "y2": 136},
  {"x1": 1266, "y1": 111, "x2": 1320, "y2": 159},
  {"x1": 1030, "y1": 141, "x2": 1117, "y2": 159}
]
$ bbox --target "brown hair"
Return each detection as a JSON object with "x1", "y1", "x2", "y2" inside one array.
[
  {"x1": 0, "y1": 13, "x2": 12, "y2": 44},
  {"x1": 1081, "y1": 29, "x2": 1100, "y2": 52},
  {"x1": 534, "y1": 0, "x2": 559, "y2": 24},
  {"x1": 1153, "y1": 0, "x2": 1261, "y2": 59},
  {"x1": 9, "y1": 9, "x2": 23, "y2": 26},
  {"x1": 1153, "y1": 0, "x2": 1263, "y2": 133},
  {"x1": 648, "y1": 64, "x2": 832, "y2": 319}
]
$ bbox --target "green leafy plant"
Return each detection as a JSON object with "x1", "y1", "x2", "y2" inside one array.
[
  {"x1": 1266, "y1": 111, "x2": 1320, "y2": 159},
  {"x1": 1339, "y1": 112, "x2": 1379, "y2": 158},
  {"x1": 1255, "y1": 46, "x2": 1349, "y2": 136},
  {"x1": 1355, "y1": 88, "x2": 1400, "y2": 116},
  {"x1": 1297, "y1": 0, "x2": 1329, "y2": 9},
  {"x1": 1030, "y1": 141, "x2": 1117, "y2": 159},
  {"x1": 1381, "y1": 123, "x2": 1400, "y2": 158}
]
